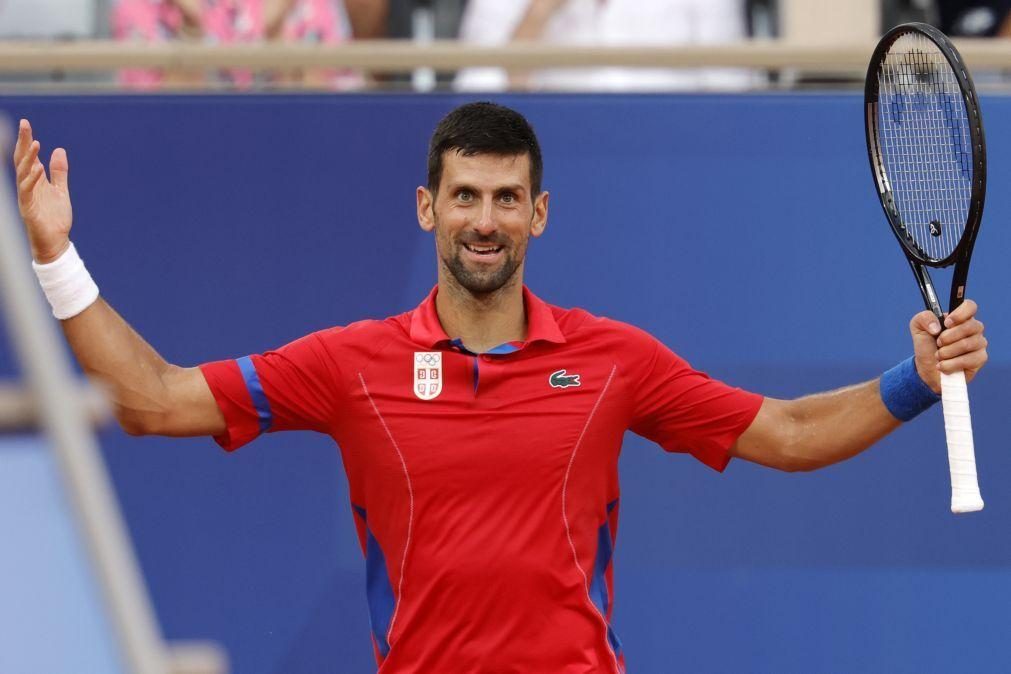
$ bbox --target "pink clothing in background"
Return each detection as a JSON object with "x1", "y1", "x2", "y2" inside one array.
[{"x1": 112, "y1": 0, "x2": 353, "y2": 89}]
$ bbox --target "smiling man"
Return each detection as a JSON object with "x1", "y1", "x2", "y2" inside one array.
[{"x1": 13, "y1": 102, "x2": 988, "y2": 673}]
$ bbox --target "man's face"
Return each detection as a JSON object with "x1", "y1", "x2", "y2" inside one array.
[{"x1": 417, "y1": 151, "x2": 548, "y2": 295}]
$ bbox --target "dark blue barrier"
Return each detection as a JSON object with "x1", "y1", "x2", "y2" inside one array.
[{"x1": 1, "y1": 93, "x2": 1009, "y2": 674}]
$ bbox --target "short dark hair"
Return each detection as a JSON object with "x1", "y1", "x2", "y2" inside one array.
[{"x1": 427, "y1": 102, "x2": 543, "y2": 196}]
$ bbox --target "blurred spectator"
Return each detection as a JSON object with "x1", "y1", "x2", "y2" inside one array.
[
  {"x1": 111, "y1": 0, "x2": 376, "y2": 89},
  {"x1": 937, "y1": 0, "x2": 1011, "y2": 36},
  {"x1": 386, "y1": 0, "x2": 466, "y2": 40},
  {"x1": 456, "y1": 0, "x2": 759, "y2": 92},
  {"x1": 344, "y1": 0, "x2": 389, "y2": 39},
  {"x1": 382, "y1": 0, "x2": 467, "y2": 89}
]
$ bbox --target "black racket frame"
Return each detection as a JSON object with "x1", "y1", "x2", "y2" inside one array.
[{"x1": 864, "y1": 22, "x2": 986, "y2": 320}]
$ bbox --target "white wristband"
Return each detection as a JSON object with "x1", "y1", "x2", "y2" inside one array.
[{"x1": 32, "y1": 242, "x2": 100, "y2": 320}]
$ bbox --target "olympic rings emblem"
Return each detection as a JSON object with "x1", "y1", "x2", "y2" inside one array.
[{"x1": 413, "y1": 351, "x2": 443, "y2": 400}]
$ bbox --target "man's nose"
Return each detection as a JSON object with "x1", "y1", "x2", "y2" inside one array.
[{"x1": 473, "y1": 200, "x2": 497, "y2": 235}]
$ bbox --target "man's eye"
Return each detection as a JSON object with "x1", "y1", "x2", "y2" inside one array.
[
  {"x1": 457, "y1": 190, "x2": 473, "y2": 202},
  {"x1": 500, "y1": 193, "x2": 515, "y2": 204}
]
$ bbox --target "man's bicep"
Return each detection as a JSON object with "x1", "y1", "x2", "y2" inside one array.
[
  {"x1": 159, "y1": 365, "x2": 226, "y2": 437},
  {"x1": 194, "y1": 331, "x2": 346, "y2": 451},
  {"x1": 729, "y1": 397, "x2": 793, "y2": 469},
  {"x1": 624, "y1": 328, "x2": 764, "y2": 472}
]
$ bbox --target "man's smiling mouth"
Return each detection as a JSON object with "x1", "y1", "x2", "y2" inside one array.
[{"x1": 463, "y1": 243, "x2": 504, "y2": 256}]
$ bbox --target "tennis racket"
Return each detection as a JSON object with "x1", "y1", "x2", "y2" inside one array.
[{"x1": 865, "y1": 23, "x2": 986, "y2": 513}]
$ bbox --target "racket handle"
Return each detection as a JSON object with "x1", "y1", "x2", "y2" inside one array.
[{"x1": 940, "y1": 370, "x2": 984, "y2": 513}]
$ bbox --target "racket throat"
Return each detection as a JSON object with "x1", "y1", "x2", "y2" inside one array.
[{"x1": 910, "y1": 262, "x2": 944, "y2": 322}]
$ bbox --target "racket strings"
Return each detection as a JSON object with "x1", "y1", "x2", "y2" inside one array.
[{"x1": 876, "y1": 32, "x2": 971, "y2": 263}]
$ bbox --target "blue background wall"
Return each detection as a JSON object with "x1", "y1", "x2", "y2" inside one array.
[{"x1": 1, "y1": 93, "x2": 1010, "y2": 673}]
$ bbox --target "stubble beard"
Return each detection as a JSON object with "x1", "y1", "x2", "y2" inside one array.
[{"x1": 435, "y1": 215, "x2": 526, "y2": 297}]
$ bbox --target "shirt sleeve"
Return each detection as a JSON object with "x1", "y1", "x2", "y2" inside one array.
[
  {"x1": 198, "y1": 330, "x2": 344, "y2": 452},
  {"x1": 628, "y1": 335, "x2": 763, "y2": 472}
]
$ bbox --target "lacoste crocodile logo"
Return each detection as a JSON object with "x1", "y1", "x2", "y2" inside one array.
[{"x1": 549, "y1": 369, "x2": 581, "y2": 389}]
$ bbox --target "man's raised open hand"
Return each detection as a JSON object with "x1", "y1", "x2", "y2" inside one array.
[
  {"x1": 11, "y1": 118, "x2": 225, "y2": 437},
  {"x1": 13, "y1": 119, "x2": 72, "y2": 264}
]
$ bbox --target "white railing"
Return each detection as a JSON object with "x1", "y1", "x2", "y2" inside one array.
[{"x1": 0, "y1": 39, "x2": 1008, "y2": 73}]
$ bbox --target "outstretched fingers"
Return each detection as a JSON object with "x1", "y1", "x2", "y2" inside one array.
[
  {"x1": 13, "y1": 118, "x2": 32, "y2": 164},
  {"x1": 16, "y1": 137, "x2": 41, "y2": 182},
  {"x1": 19, "y1": 161, "x2": 45, "y2": 192}
]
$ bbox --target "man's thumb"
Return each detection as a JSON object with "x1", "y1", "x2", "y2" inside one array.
[
  {"x1": 49, "y1": 147, "x2": 68, "y2": 190},
  {"x1": 910, "y1": 310, "x2": 941, "y2": 337}
]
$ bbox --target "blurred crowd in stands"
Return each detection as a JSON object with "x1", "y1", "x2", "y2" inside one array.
[{"x1": 0, "y1": 0, "x2": 1009, "y2": 90}]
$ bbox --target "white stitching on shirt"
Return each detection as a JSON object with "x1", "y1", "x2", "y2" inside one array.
[
  {"x1": 561, "y1": 364, "x2": 622, "y2": 674},
  {"x1": 359, "y1": 372, "x2": 415, "y2": 668}
]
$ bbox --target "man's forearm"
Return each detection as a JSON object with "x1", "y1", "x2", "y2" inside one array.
[
  {"x1": 61, "y1": 297, "x2": 176, "y2": 434},
  {"x1": 784, "y1": 380, "x2": 902, "y2": 470},
  {"x1": 733, "y1": 299, "x2": 987, "y2": 473},
  {"x1": 733, "y1": 380, "x2": 903, "y2": 472}
]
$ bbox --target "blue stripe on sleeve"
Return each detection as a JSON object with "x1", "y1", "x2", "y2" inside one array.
[{"x1": 236, "y1": 356, "x2": 273, "y2": 433}]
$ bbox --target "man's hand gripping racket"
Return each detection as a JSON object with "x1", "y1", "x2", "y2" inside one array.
[
  {"x1": 865, "y1": 23, "x2": 987, "y2": 513},
  {"x1": 909, "y1": 303, "x2": 988, "y2": 513}
]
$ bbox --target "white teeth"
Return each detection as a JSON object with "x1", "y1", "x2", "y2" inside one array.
[{"x1": 466, "y1": 244, "x2": 501, "y2": 254}]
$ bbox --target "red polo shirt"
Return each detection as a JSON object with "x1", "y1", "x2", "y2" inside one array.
[{"x1": 199, "y1": 286, "x2": 762, "y2": 673}]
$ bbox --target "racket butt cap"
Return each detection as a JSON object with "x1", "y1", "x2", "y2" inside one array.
[{"x1": 951, "y1": 497, "x2": 984, "y2": 514}]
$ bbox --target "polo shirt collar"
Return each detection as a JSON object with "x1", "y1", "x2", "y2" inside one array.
[{"x1": 409, "y1": 285, "x2": 566, "y2": 350}]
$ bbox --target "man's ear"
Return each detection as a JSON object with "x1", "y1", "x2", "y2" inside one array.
[
  {"x1": 531, "y1": 190, "x2": 549, "y2": 238},
  {"x1": 417, "y1": 186, "x2": 435, "y2": 232}
]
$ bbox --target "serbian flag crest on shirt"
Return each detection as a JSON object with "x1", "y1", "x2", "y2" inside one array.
[{"x1": 413, "y1": 351, "x2": 442, "y2": 400}]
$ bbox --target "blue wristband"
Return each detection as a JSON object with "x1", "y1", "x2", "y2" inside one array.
[{"x1": 879, "y1": 357, "x2": 940, "y2": 422}]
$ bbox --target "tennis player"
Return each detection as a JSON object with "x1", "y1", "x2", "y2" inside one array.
[{"x1": 13, "y1": 102, "x2": 988, "y2": 673}]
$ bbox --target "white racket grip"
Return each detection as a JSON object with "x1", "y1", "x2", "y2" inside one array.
[{"x1": 940, "y1": 370, "x2": 983, "y2": 513}]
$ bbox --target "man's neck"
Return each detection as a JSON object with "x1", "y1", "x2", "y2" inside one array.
[{"x1": 435, "y1": 274, "x2": 526, "y2": 354}]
